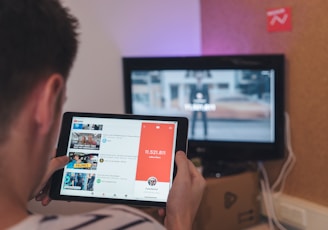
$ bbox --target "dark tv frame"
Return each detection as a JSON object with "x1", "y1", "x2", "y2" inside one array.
[{"x1": 123, "y1": 54, "x2": 285, "y2": 163}]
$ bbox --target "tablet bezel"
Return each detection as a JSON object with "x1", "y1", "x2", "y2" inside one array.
[{"x1": 50, "y1": 111, "x2": 188, "y2": 207}]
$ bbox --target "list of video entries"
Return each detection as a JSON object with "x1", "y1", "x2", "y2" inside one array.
[{"x1": 63, "y1": 123, "x2": 103, "y2": 192}]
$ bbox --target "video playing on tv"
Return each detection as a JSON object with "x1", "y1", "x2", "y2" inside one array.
[{"x1": 130, "y1": 69, "x2": 275, "y2": 143}]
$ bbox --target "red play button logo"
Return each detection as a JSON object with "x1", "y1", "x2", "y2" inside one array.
[{"x1": 267, "y1": 7, "x2": 292, "y2": 32}]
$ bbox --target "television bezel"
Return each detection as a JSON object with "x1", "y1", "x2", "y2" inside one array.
[{"x1": 123, "y1": 54, "x2": 285, "y2": 162}]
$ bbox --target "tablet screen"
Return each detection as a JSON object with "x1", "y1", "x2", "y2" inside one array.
[{"x1": 50, "y1": 112, "x2": 188, "y2": 206}]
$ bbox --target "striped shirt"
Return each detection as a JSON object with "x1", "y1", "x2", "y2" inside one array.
[{"x1": 9, "y1": 205, "x2": 165, "y2": 230}]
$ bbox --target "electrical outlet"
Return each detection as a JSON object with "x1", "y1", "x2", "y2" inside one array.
[
  {"x1": 261, "y1": 193, "x2": 328, "y2": 230},
  {"x1": 278, "y1": 203, "x2": 307, "y2": 229}
]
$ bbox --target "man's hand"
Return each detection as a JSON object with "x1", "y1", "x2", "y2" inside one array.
[
  {"x1": 160, "y1": 151, "x2": 206, "y2": 230},
  {"x1": 33, "y1": 155, "x2": 69, "y2": 206}
]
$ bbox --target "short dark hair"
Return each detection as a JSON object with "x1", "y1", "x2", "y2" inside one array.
[{"x1": 0, "y1": 0, "x2": 79, "y2": 142}]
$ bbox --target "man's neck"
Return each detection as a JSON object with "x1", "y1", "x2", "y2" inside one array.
[
  {"x1": 0, "y1": 98, "x2": 49, "y2": 229},
  {"x1": 0, "y1": 138, "x2": 33, "y2": 228},
  {"x1": 0, "y1": 188, "x2": 29, "y2": 229}
]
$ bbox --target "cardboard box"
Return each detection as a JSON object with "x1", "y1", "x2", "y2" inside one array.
[{"x1": 193, "y1": 171, "x2": 260, "y2": 230}]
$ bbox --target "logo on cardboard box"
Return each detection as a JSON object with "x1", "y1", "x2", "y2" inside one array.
[{"x1": 224, "y1": 191, "x2": 238, "y2": 209}]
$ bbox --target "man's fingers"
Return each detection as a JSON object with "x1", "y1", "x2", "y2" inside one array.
[
  {"x1": 175, "y1": 151, "x2": 188, "y2": 168},
  {"x1": 34, "y1": 156, "x2": 69, "y2": 197},
  {"x1": 44, "y1": 156, "x2": 69, "y2": 180},
  {"x1": 158, "y1": 208, "x2": 166, "y2": 217},
  {"x1": 41, "y1": 196, "x2": 52, "y2": 206}
]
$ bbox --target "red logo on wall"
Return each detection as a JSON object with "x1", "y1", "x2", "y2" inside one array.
[{"x1": 267, "y1": 7, "x2": 292, "y2": 32}]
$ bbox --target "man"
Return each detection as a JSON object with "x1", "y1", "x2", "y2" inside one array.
[
  {"x1": 189, "y1": 70, "x2": 210, "y2": 138},
  {"x1": 0, "y1": 0, "x2": 206, "y2": 229}
]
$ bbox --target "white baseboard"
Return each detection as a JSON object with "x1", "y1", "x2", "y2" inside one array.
[{"x1": 261, "y1": 193, "x2": 328, "y2": 230}]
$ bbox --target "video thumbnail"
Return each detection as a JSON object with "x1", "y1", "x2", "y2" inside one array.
[
  {"x1": 66, "y1": 152, "x2": 99, "y2": 170},
  {"x1": 70, "y1": 132, "x2": 101, "y2": 150},
  {"x1": 63, "y1": 172, "x2": 96, "y2": 191}
]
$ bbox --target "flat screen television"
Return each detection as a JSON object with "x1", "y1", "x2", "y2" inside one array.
[{"x1": 123, "y1": 55, "x2": 285, "y2": 171}]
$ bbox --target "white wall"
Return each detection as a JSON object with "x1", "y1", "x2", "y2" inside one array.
[
  {"x1": 63, "y1": 0, "x2": 201, "y2": 114},
  {"x1": 28, "y1": 0, "x2": 200, "y2": 214}
]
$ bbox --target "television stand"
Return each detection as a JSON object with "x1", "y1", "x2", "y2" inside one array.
[{"x1": 201, "y1": 159, "x2": 254, "y2": 178}]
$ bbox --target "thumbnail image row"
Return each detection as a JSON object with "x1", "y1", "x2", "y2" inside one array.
[{"x1": 73, "y1": 123, "x2": 103, "y2": 131}]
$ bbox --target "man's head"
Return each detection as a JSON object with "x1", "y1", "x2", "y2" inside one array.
[
  {"x1": 0, "y1": 0, "x2": 79, "y2": 203},
  {"x1": 0, "y1": 0, "x2": 79, "y2": 143}
]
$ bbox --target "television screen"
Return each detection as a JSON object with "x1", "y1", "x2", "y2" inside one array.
[{"x1": 123, "y1": 55, "x2": 285, "y2": 163}]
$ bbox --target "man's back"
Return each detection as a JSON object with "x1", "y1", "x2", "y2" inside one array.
[{"x1": 11, "y1": 205, "x2": 164, "y2": 230}]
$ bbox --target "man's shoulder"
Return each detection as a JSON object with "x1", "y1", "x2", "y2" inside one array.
[{"x1": 10, "y1": 205, "x2": 165, "y2": 230}]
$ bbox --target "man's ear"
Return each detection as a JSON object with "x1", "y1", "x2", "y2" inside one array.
[{"x1": 35, "y1": 73, "x2": 65, "y2": 135}]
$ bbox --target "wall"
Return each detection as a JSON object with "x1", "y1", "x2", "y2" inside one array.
[
  {"x1": 28, "y1": 0, "x2": 201, "y2": 214},
  {"x1": 63, "y1": 0, "x2": 201, "y2": 115},
  {"x1": 201, "y1": 0, "x2": 328, "y2": 206}
]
